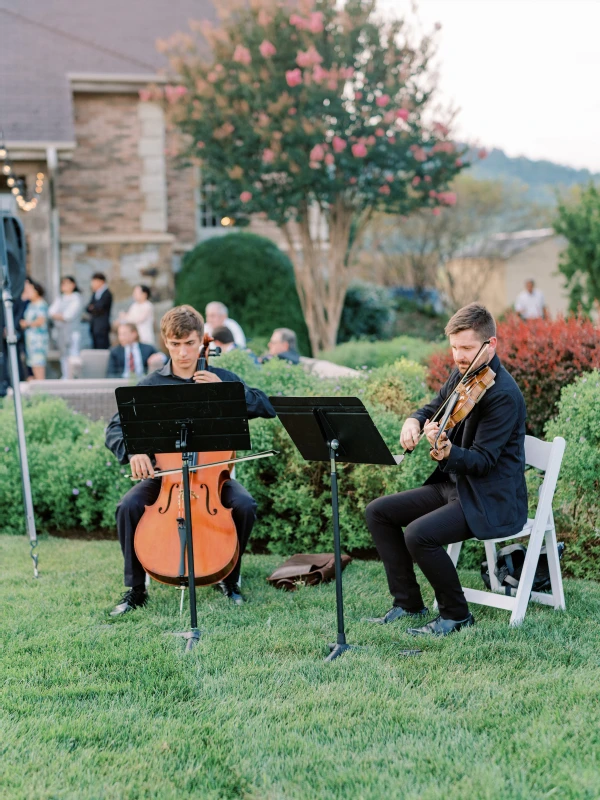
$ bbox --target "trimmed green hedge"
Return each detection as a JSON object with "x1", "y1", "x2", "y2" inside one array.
[{"x1": 319, "y1": 335, "x2": 444, "y2": 369}]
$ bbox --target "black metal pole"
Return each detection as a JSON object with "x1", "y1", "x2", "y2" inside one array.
[
  {"x1": 181, "y1": 453, "x2": 200, "y2": 650},
  {"x1": 325, "y1": 439, "x2": 351, "y2": 662}
]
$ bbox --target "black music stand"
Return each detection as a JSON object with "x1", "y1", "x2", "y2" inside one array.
[
  {"x1": 116, "y1": 382, "x2": 251, "y2": 651},
  {"x1": 269, "y1": 396, "x2": 402, "y2": 662}
]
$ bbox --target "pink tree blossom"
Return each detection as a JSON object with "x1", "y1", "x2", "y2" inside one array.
[
  {"x1": 411, "y1": 176, "x2": 421, "y2": 186},
  {"x1": 308, "y1": 12, "x2": 324, "y2": 33},
  {"x1": 240, "y1": 191, "x2": 252, "y2": 203},
  {"x1": 375, "y1": 128, "x2": 385, "y2": 137},
  {"x1": 437, "y1": 191, "x2": 457, "y2": 206},
  {"x1": 395, "y1": 108, "x2": 410, "y2": 121},
  {"x1": 258, "y1": 9, "x2": 272, "y2": 27},
  {"x1": 259, "y1": 40, "x2": 277, "y2": 58},
  {"x1": 376, "y1": 94, "x2": 390, "y2": 107},
  {"x1": 379, "y1": 184, "x2": 391, "y2": 195},
  {"x1": 296, "y1": 46, "x2": 323, "y2": 68},
  {"x1": 262, "y1": 149, "x2": 275, "y2": 164},
  {"x1": 286, "y1": 69, "x2": 303, "y2": 87},
  {"x1": 332, "y1": 136, "x2": 347, "y2": 153},
  {"x1": 432, "y1": 207, "x2": 442, "y2": 215},
  {"x1": 478, "y1": 148, "x2": 488, "y2": 159},
  {"x1": 351, "y1": 142, "x2": 367, "y2": 157},
  {"x1": 139, "y1": 89, "x2": 152, "y2": 102},
  {"x1": 309, "y1": 144, "x2": 325, "y2": 161},
  {"x1": 325, "y1": 153, "x2": 335, "y2": 166},
  {"x1": 313, "y1": 65, "x2": 328, "y2": 83},
  {"x1": 233, "y1": 45, "x2": 252, "y2": 65}
]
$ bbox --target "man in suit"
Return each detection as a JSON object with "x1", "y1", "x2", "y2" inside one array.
[
  {"x1": 106, "y1": 323, "x2": 165, "y2": 378},
  {"x1": 86, "y1": 272, "x2": 112, "y2": 349},
  {"x1": 365, "y1": 303, "x2": 527, "y2": 636}
]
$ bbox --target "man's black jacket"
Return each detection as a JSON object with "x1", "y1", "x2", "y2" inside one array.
[
  {"x1": 87, "y1": 289, "x2": 112, "y2": 336},
  {"x1": 410, "y1": 353, "x2": 528, "y2": 540},
  {"x1": 105, "y1": 360, "x2": 276, "y2": 465},
  {"x1": 106, "y1": 343, "x2": 158, "y2": 378}
]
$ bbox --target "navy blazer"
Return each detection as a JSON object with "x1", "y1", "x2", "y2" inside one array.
[
  {"x1": 411, "y1": 354, "x2": 528, "y2": 540},
  {"x1": 106, "y1": 343, "x2": 158, "y2": 378}
]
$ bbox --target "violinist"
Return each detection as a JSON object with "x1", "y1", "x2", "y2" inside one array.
[
  {"x1": 365, "y1": 303, "x2": 527, "y2": 636},
  {"x1": 105, "y1": 305, "x2": 275, "y2": 616}
]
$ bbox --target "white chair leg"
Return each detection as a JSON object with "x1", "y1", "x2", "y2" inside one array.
[
  {"x1": 544, "y1": 526, "x2": 565, "y2": 611},
  {"x1": 484, "y1": 541, "x2": 502, "y2": 592},
  {"x1": 446, "y1": 541, "x2": 463, "y2": 567},
  {"x1": 509, "y1": 523, "x2": 546, "y2": 626}
]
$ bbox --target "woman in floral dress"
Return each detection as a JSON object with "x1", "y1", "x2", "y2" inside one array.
[{"x1": 20, "y1": 278, "x2": 49, "y2": 380}]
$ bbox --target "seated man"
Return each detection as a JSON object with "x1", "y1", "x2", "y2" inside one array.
[
  {"x1": 204, "y1": 301, "x2": 246, "y2": 348},
  {"x1": 365, "y1": 303, "x2": 527, "y2": 636},
  {"x1": 106, "y1": 322, "x2": 165, "y2": 378},
  {"x1": 212, "y1": 325, "x2": 259, "y2": 364},
  {"x1": 105, "y1": 305, "x2": 276, "y2": 616},
  {"x1": 260, "y1": 328, "x2": 300, "y2": 365},
  {"x1": 211, "y1": 325, "x2": 236, "y2": 354}
]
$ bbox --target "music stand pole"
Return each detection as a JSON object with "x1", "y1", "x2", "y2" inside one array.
[
  {"x1": 326, "y1": 438, "x2": 351, "y2": 662},
  {"x1": 180, "y1": 448, "x2": 200, "y2": 650}
]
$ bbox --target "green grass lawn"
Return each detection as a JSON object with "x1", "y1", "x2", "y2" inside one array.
[{"x1": 1, "y1": 535, "x2": 600, "y2": 800}]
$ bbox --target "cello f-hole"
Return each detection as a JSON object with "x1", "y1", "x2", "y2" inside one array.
[
  {"x1": 198, "y1": 483, "x2": 218, "y2": 516},
  {"x1": 159, "y1": 482, "x2": 179, "y2": 515}
]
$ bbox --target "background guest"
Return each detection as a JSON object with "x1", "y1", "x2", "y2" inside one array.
[
  {"x1": 261, "y1": 328, "x2": 300, "y2": 364},
  {"x1": 514, "y1": 279, "x2": 547, "y2": 320},
  {"x1": 87, "y1": 272, "x2": 113, "y2": 348},
  {"x1": 20, "y1": 278, "x2": 49, "y2": 380},
  {"x1": 211, "y1": 325, "x2": 236, "y2": 354},
  {"x1": 49, "y1": 276, "x2": 83, "y2": 379},
  {"x1": 204, "y1": 301, "x2": 246, "y2": 348},
  {"x1": 117, "y1": 284, "x2": 155, "y2": 345},
  {"x1": 107, "y1": 323, "x2": 165, "y2": 379},
  {"x1": 212, "y1": 324, "x2": 259, "y2": 364}
]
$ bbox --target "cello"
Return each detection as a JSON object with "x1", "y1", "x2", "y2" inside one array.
[{"x1": 133, "y1": 334, "x2": 239, "y2": 587}]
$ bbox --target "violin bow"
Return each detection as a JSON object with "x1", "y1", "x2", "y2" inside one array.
[{"x1": 129, "y1": 449, "x2": 279, "y2": 481}]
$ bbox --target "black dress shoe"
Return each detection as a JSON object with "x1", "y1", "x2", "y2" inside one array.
[
  {"x1": 364, "y1": 605, "x2": 429, "y2": 624},
  {"x1": 407, "y1": 613, "x2": 475, "y2": 636},
  {"x1": 214, "y1": 580, "x2": 245, "y2": 605},
  {"x1": 109, "y1": 587, "x2": 148, "y2": 617}
]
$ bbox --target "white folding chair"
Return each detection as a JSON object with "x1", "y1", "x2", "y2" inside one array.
[{"x1": 444, "y1": 435, "x2": 566, "y2": 626}]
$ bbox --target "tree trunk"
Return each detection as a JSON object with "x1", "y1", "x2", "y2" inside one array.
[{"x1": 280, "y1": 197, "x2": 366, "y2": 354}]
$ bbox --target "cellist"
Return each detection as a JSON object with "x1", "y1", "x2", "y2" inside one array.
[
  {"x1": 364, "y1": 304, "x2": 528, "y2": 636},
  {"x1": 105, "y1": 305, "x2": 275, "y2": 616}
]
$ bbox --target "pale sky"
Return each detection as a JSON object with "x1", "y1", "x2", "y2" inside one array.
[{"x1": 379, "y1": 0, "x2": 600, "y2": 172}]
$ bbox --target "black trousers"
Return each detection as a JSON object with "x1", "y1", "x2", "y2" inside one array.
[
  {"x1": 116, "y1": 478, "x2": 257, "y2": 588},
  {"x1": 91, "y1": 328, "x2": 110, "y2": 349},
  {"x1": 365, "y1": 482, "x2": 471, "y2": 620}
]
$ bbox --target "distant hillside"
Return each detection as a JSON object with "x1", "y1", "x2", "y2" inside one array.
[{"x1": 466, "y1": 147, "x2": 600, "y2": 205}]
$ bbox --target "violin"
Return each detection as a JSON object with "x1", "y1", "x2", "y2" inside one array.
[
  {"x1": 429, "y1": 362, "x2": 496, "y2": 461},
  {"x1": 402, "y1": 340, "x2": 496, "y2": 462},
  {"x1": 133, "y1": 333, "x2": 239, "y2": 587}
]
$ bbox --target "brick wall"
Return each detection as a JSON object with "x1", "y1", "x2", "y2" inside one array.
[
  {"x1": 165, "y1": 127, "x2": 198, "y2": 244},
  {"x1": 57, "y1": 94, "x2": 146, "y2": 235}
]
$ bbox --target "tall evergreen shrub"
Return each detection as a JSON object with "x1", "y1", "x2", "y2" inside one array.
[{"x1": 175, "y1": 232, "x2": 311, "y2": 355}]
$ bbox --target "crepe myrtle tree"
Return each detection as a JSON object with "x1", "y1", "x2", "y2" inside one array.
[{"x1": 147, "y1": 0, "x2": 467, "y2": 353}]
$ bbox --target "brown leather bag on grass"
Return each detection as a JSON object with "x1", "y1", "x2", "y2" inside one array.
[{"x1": 267, "y1": 553, "x2": 352, "y2": 591}]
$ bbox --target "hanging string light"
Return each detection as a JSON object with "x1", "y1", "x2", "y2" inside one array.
[{"x1": 0, "y1": 136, "x2": 44, "y2": 213}]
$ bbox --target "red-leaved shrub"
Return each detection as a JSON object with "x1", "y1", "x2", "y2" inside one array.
[{"x1": 426, "y1": 315, "x2": 600, "y2": 436}]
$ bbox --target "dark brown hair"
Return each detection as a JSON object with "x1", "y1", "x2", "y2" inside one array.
[
  {"x1": 445, "y1": 303, "x2": 496, "y2": 341},
  {"x1": 160, "y1": 305, "x2": 204, "y2": 340}
]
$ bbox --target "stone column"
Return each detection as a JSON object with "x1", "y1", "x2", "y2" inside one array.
[{"x1": 137, "y1": 102, "x2": 167, "y2": 233}]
